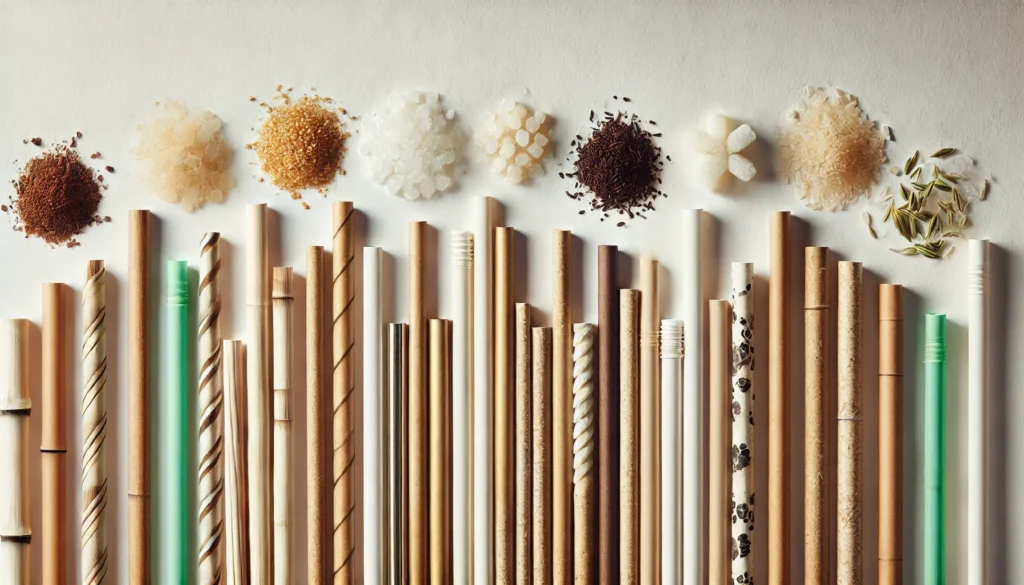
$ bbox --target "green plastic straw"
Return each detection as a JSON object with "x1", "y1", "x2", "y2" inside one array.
[
  {"x1": 924, "y1": 313, "x2": 946, "y2": 585},
  {"x1": 164, "y1": 260, "x2": 190, "y2": 583}
]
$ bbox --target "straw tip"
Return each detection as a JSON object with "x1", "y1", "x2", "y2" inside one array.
[
  {"x1": 925, "y1": 313, "x2": 946, "y2": 339},
  {"x1": 166, "y1": 260, "x2": 188, "y2": 300}
]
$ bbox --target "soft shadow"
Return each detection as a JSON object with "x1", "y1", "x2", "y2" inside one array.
[
  {"x1": 861, "y1": 267, "x2": 883, "y2": 585},
  {"x1": 423, "y1": 222, "x2": 439, "y2": 322},
  {"x1": 218, "y1": 238, "x2": 236, "y2": 338},
  {"x1": 514, "y1": 229, "x2": 531, "y2": 316},
  {"x1": 988, "y1": 243, "x2": 1012, "y2": 581},
  {"x1": 187, "y1": 266, "x2": 200, "y2": 577},
  {"x1": 615, "y1": 248, "x2": 634, "y2": 292},
  {"x1": 750, "y1": 272, "x2": 770, "y2": 585},
  {"x1": 149, "y1": 214, "x2": 164, "y2": 579},
  {"x1": 291, "y1": 269, "x2": 309, "y2": 581},
  {"x1": 569, "y1": 233, "x2": 585, "y2": 324},
  {"x1": 944, "y1": 318, "x2": 966, "y2": 581},
  {"x1": 788, "y1": 215, "x2": 811, "y2": 584},
  {"x1": 902, "y1": 288, "x2": 923, "y2": 584}
]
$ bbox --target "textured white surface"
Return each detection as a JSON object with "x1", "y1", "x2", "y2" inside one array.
[{"x1": 0, "y1": 1, "x2": 1021, "y2": 582}]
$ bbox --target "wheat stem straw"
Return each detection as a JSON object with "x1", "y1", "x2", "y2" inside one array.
[
  {"x1": 837, "y1": 261, "x2": 863, "y2": 585},
  {"x1": 81, "y1": 261, "x2": 109, "y2": 585},
  {"x1": 247, "y1": 203, "x2": 274, "y2": 582},
  {"x1": 332, "y1": 201, "x2": 356, "y2": 584},
  {"x1": 409, "y1": 221, "x2": 428, "y2": 583},
  {"x1": 515, "y1": 304, "x2": 532, "y2": 585},
  {"x1": 198, "y1": 233, "x2": 224, "y2": 585},
  {"x1": 365, "y1": 247, "x2": 384, "y2": 584},
  {"x1": 968, "y1": 239, "x2": 988, "y2": 584},
  {"x1": 768, "y1": 211, "x2": 791, "y2": 585},
  {"x1": 306, "y1": 246, "x2": 326, "y2": 584},
  {"x1": 572, "y1": 323, "x2": 596, "y2": 584},
  {"x1": 164, "y1": 260, "x2": 190, "y2": 583},
  {"x1": 429, "y1": 319, "x2": 452, "y2": 582},
  {"x1": 551, "y1": 229, "x2": 572, "y2": 585},
  {"x1": 223, "y1": 340, "x2": 250, "y2": 584},
  {"x1": 638, "y1": 256, "x2": 659, "y2": 584},
  {"x1": 619, "y1": 291, "x2": 640, "y2": 584},
  {"x1": 0, "y1": 319, "x2": 31, "y2": 585},
  {"x1": 452, "y1": 232, "x2": 474, "y2": 584},
  {"x1": 878, "y1": 284, "x2": 903, "y2": 585},
  {"x1": 388, "y1": 324, "x2": 409, "y2": 585},
  {"x1": 597, "y1": 245, "x2": 620, "y2": 583},
  {"x1": 660, "y1": 319, "x2": 683, "y2": 584},
  {"x1": 532, "y1": 327, "x2": 553, "y2": 585},
  {"x1": 494, "y1": 226, "x2": 515, "y2": 584},
  {"x1": 709, "y1": 300, "x2": 731, "y2": 585},
  {"x1": 41, "y1": 283, "x2": 67, "y2": 585},
  {"x1": 272, "y1": 267, "x2": 294, "y2": 584},
  {"x1": 805, "y1": 247, "x2": 829, "y2": 585},
  {"x1": 681, "y1": 209, "x2": 703, "y2": 585},
  {"x1": 128, "y1": 210, "x2": 150, "y2": 583},
  {"x1": 924, "y1": 314, "x2": 946, "y2": 585},
  {"x1": 473, "y1": 197, "x2": 495, "y2": 584},
  {"x1": 731, "y1": 263, "x2": 755, "y2": 583}
]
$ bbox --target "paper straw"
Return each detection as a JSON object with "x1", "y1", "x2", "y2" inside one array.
[
  {"x1": 429, "y1": 319, "x2": 451, "y2": 582},
  {"x1": 660, "y1": 319, "x2": 684, "y2": 584},
  {"x1": 306, "y1": 246, "x2": 326, "y2": 584},
  {"x1": 619, "y1": 290, "x2": 640, "y2": 584},
  {"x1": 968, "y1": 239, "x2": 988, "y2": 584},
  {"x1": 572, "y1": 323, "x2": 596, "y2": 584},
  {"x1": 731, "y1": 263, "x2": 755, "y2": 583},
  {"x1": 837, "y1": 261, "x2": 863, "y2": 585},
  {"x1": 223, "y1": 340, "x2": 250, "y2": 584},
  {"x1": 494, "y1": 226, "x2": 515, "y2": 584},
  {"x1": 41, "y1": 283, "x2": 67, "y2": 585},
  {"x1": 0, "y1": 319, "x2": 31, "y2": 585},
  {"x1": 597, "y1": 245, "x2": 620, "y2": 583},
  {"x1": 388, "y1": 324, "x2": 409, "y2": 585},
  {"x1": 878, "y1": 284, "x2": 903, "y2": 585},
  {"x1": 681, "y1": 209, "x2": 703, "y2": 585},
  {"x1": 198, "y1": 233, "x2": 224, "y2": 585},
  {"x1": 768, "y1": 211, "x2": 791, "y2": 585},
  {"x1": 515, "y1": 304, "x2": 532, "y2": 585},
  {"x1": 551, "y1": 229, "x2": 573, "y2": 585},
  {"x1": 804, "y1": 247, "x2": 829, "y2": 585},
  {"x1": 473, "y1": 196, "x2": 495, "y2": 584},
  {"x1": 532, "y1": 327, "x2": 553, "y2": 584},
  {"x1": 639, "y1": 256, "x2": 659, "y2": 584},
  {"x1": 709, "y1": 300, "x2": 731, "y2": 584},
  {"x1": 81, "y1": 260, "x2": 108, "y2": 585},
  {"x1": 128, "y1": 210, "x2": 150, "y2": 583},
  {"x1": 272, "y1": 266, "x2": 294, "y2": 584},
  {"x1": 332, "y1": 201, "x2": 356, "y2": 584},
  {"x1": 365, "y1": 247, "x2": 384, "y2": 584},
  {"x1": 452, "y1": 232, "x2": 474, "y2": 583},
  {"x1": 924, "y1": 314, "x2": 946, "y2": 585},
  {"x1": 164, "y1": 260, "x2": 189, "y2": 583},
  {"x1": 409, "y1": 221, "x2": 428, "y2": 581}
]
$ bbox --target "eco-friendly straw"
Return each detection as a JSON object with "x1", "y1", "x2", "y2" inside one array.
[
  {"x1": 619, "y1": 290, "x2": 640, "y2": 584},
  {"x1": 0, "y1": 319, "x2": 31, "y2": 585},
  {"x1": 768, "y1": 211, "x2": 791, "y2": 585},
  {"x1": 968, "y1": 239, "x2": 988, "y2": 584},
  {"x1": 128, "y1": 210, "x2": 150, "y2": 584},
  {"x1": 837, "y1": 261, "x2": 863, "y2": 585},
  {"x1": 681, "y1": 209, "x2": 703, "y2": 585},
  {"x1": 82, "y1": 260, "x2": 108, "y2": 585},
  {"x1": 804, "y1": 246, "x2": 829, "y2": 585},
  {"x1": 409, "y1": 221, "x2": 428, "y2": 582},
  {"x1": 388, "y1": 324, "x2": 409, "y2": 585},
  {"x1": 247, "y1": 203, "x2": 274, "y2": 582},
  {"x1": 494, "y1": 226, "x2": 515, "y2": 584},
  {"x1": 572, "y1": 323, "x2": 596, "y2": 584},
  {"x1": 638, "y1": 256, "x2": 659, "y2": 584},
  {"x1": 597, "y1": 245, "x2": 620, "y2": 583},
  {"x1": 878, "y1": 284, "x2": 903, "y2": 585},
  {"x1": 41, "y1": 282, "x2": 67, "y2": 585},
  {"x1": 223, "y1": 340, "x2": 250, "y2": 584},
  {"x1": 452, "y1": 232, "x2": 474, "y2": 584},
  {"x1": 306, "y1": 246, "x2": 326, "y2": 584},
  {"x1": 272, "y1": 266, "x2": 294, "y2": 584},
  {"x1": 332, "y1": 201, "x2": 356, "y2": 584},
  {"x1": 731, "y1": 263, "x2": 755, "y2": 583},
  {"x1": 660, "y1": 319, "x2": 684, "y2": 584},
  {"x1": 164, "y1": 260, "x2": 189, "y2": 583},
  {"x1": 552, "y1": 229, "x2": 573, "y2": 585},
  {"x1": 473, "y1": 197, "x2": 495, "y2": 584},
  {"x1": 198, "y1": 233, "x2": 224, "y2": 585},
  {"x1": 429, "y1": 319, "x2": 451, "y2": 582},
  {"x1": 365, "y1": 246, "x2": 384, "y2": 584},
  {"x1": 515, "y1": 304, "x2": 532, "y2": 585},
  {"x1": 709, "y1": 300, "x2": 731, "y2": 585},
  {"x1": 532, "y1": 327, "x2": 553, "y2": 585},
  {"x1": 924, "y1": 314, "x2": 946, "y2": 585}
]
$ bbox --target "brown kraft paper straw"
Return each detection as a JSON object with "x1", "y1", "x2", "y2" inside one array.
[
  {"x1": 429, "y1": 319, "x2": 452, "y2": 582},
  {"x1": 515, "y1": 304, "x2": 532, "y2": 585},
  {"x1": 804, "y1": 247, "x2": 830, "y2": 585},
  {"x1": 41, "y1": 283, "x2": 67, "y2": 585},
  {"x1": 709, "y1": 300, "x2": 732, "y2": 585},
  {"x1": 332, "y1": 202, "x2": 355, "y2": 585},
  {"x1": 619, "y1": 290, "x2": 641, "y2": 584},
  {"x1": 551, "y1": 229, "x2": 572, "y2": 585},
  {"x1": 639, "y1": 255, "x2": 659, "y2": 584},
  {"x1": 495, "y1": 227, "x2": 516, "y2": 584},
  {"x1": 768, "y1": 211, "x2": 790, "y2": 585},
  {"x1": 128, "y1": 210, "x2": 150, "y2": 584},
  {"x1": 837, "y1": 262, "x2": 863, "y2": 585},
  {"x1": 597, "y1": 245, "x2": 620, "y2": 582},
  {"x1": 409, "y1": 220, "x2": 428, "y2": 582},
  {"x1": 878, "y1": 285, "x2": 903, "y2": 585},
  {"x1": 532, "y1": 327, "x2": 553, "y2": 585}
]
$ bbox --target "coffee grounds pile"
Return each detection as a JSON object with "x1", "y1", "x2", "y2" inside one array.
[{"x1": 564, "y1": 104, "x2": 665, "y2": 225}]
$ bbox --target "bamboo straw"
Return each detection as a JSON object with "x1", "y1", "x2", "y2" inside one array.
[
  {"x1": 837, "y1": 261, "x2": 863, "y2": 585},
  {"x1": 81, "y1": 261, "x2": 108, "y2": 585},
  {"x1": 638, "y1": 255, "x2": 659, "y2": 584},
  {"x1": 660, "y1": 319, "x2": 683, "y2": 585},
  {"x1": 515, "y1": 304, "x2": 532, "y2": 585},
  {"x1": 473, "y1": 197, "x2": 495, "y2": 584},
  {"x1": 532, "y1": 327, "x2": 553, "y2": 585},
  {"x1": 924, "y1": 314, "x2": 946, "y2": 585},
  {"x1": 709, "y1": 300, "x2": 731, "y2": 585},
  {"x1": 731, "y1": 263, "x2": 755, "y2": 584},
  {"x1": 805, "y1": 247, "x2": 829, "y2": 585},
  {"x1": 165, "y1": 260, "x2": 190, "y2": 583},
  {"x1": 41, "y1": 282, "x2": 66, "y2": 585},
  {"x1": 198, "y1": 233, "x2": 224, "y2": 585},
  {"x1": 409, "y1": 220, "x2": 428, "y2": 583},
  {"x1": 452, "y1": 232, "x2": 474, "y2": 584},
  {"x1": 878, "y1": 284, "x2": 903, "y2": 585},
  {"x1": 597, "y1": 245, "x2": 619, "y2": 583},
  {"x1": 495, "y1": 226, "x2": 515, "y2": 584},
  {"x1": 272, "y1": 267, "x2": 294, "y2": 584},
  {"x1": 365, "y1": 247, "x2": 384, "y2": 584},
  {"x1": 619, "y1": 290, "x2": 640, "y2": 584},
  {"x1": 552, "y1": 229, "x2": 572, "y2": 585},
  {"x1": 968, "y1": 239, "x2": 988, "y2": 584},
  {"x1": 332, "y1": 201, "x2": 356, "y2": 584},
  {"x1": 768, "y1": 211, "x2": 790, "y2": 585},
  {"x1": 0, "y1": 319, "x2": 31, "y2": 585},
  {"x1": 307, "y1": 247, "x2": 326, "y2": 584},
  {"x1": 388, "y1": 324, "x2": 410, "y2": 585},
  {"x1": 429, "y1": 319, "x2": 452, "y2": 582},
  {"x1": 680, "y1": 209, "x2": 703, "y2": 585},
  {"x1": 223, "y1": 340, "x2": 250, "y2": 584},
  {"x1": 572, "y1": 323, "x2": 596, "y2": 585},
  {"x1": 128, "y1": 210, "x2": 150, "y2": 583}
]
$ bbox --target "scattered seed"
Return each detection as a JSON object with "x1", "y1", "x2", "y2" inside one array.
[
  {"x1": 867, "y1": 224, "x2": 878, "y2": 239},
  {"x1": 889, "y1": 166, "x2": 902, "y2": 176},
  {"x1": 930, "y1": 147, "x2": 956, "y2": 158},
  {"x1": 980, "y1": 179, "x2": 989, "y2": 201},
  {"x1": 904, "y1": 150, "x2": 919, "y2": 174}
]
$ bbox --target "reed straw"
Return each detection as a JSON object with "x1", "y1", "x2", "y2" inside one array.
[
  {"x1": 680, "y1": 209, "x2": 703, "y2": 585},
  {"x1": 409, "y1": 221, "x2": 428, "y2": 582},
  {"x1": 660, "y1": 319, "x2": 684, "y2": 584},
  {"x1": 41, "y1": 282, "x2": 66, "y2": 585},
  {"x1": 804, "y1": 247, "x2": 829, "y2": 585},
  {"x1": 306, "y1": 247, "x2": 326, "y2": 584},
  {"x1": 198, "y1": 233, "x2": 224, "y2": 585},
  {"x1": 968, "y1": 239, "x2": 988, "y2": 584},
  {"x1": 365, "y1": 247, "x2": 384, "y2": 583},
  {"x1": 429, "y1": 319, "x2": 452, "y2": 582},
  {"x1": 223, "y1": 340, "x2": 250, "y2": 584},
  {"x1": 878, "y1": 284, "x2": 903, "y2": 585},
  {"x1": 551, "y1": 229, "x2": 572, "y2": 585},
  {"x1": 0, "y1": 319, "x2": 31, "y2": 585},
  {"x1": 532, "y1": 327, "x2": 553, "y2": 585},
  {"x1": 515, "y1": 304, "x2": 532, "y2": 585},
  {"x1": 128, "y1": 210, "x2": 150, "y2": 583},
  {"x1": 473, "y1": 197, "x2": 495, "y2": 584},
  {"x1": 164, "y1": 260, "x2": 190, "y2": 583},
  {"x1": 272, "y1": 267, "x2": 294, "y2": 584},
  {"x1": 452, "y1": 232, "x2": 474, "y2": 584},
  {"x1": 619, "y1": 290, "x2": 640, "y2": 584},
  {"x1": 597, "y1": 245, "x2": 620, "y2": 583},
  {"x1": 494, "y1": 226, "x2": 515, "y2": 584},
  {"x1": 572, "y1": 323, "x2": 596, "y2": 584},
  {"x1": 81, "y1": 261, "x2": 108, "y2": 585},
  {"x1": 731, "y1": 263, "x2": 755, "y2": 583},
  {"x1": 388, "y1": 324, "x2": 409, "y2": 585},
  {"x1": 332, "y1": 201, "x2": 356, "y2": 584},
  {"x1": 837, "y1": 261, "x2": 863, "y2": 585},
  {"x1": 709, "y1": 300, "x2": 731, "y2": 585},
  {"x1": 768, "y1": 211, "x2": 791, "y2": 585},
  {"x1": 638, "y1": 255, "x2": 659, "y2": 584},
  {"x1": 924, "y1": 314, "x2": 946, "y2": 585}
]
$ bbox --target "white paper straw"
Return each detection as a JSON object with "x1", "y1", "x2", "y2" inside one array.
[
  {"x1": 452, "y1": 231, "x2": 475, "y2": 582},
  {"x1": 364, "y1": 247, "x2": 384, "y2": 584},
  {"x1": 968, "y1": 238, "x2": 989, "y2": 583},
  {"x1": 272, "y1": 268, "x2": 294, "y2": 584},
  {"x1": 660, "y1": 319, "x2": 684, "y2": 584},
  {"x1": 0, "y1": 319, "x2": 31, "y2": 585},
  {"x1": 681, "y1": 208, "x2": 703, "y2": 583},
  {"x1": 473, "y1": 196, "x2": 495, "y2": 583}
]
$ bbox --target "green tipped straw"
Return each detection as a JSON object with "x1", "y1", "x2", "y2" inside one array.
[
  {"x1": 924, "y1": 313, "x2": 946, "y2": 585},
  {"x1": 164, "y1": 260, "x2": 190, "y2": 583}
]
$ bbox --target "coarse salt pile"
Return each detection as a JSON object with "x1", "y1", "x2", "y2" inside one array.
[
  {"x1": 134, "y1": 101, "x2": 234, "y2": 213},
  {"x1": 360, "y1": 91, "x2": 460, "y2": 201},
  {"x1": 477, "y1": 99, "x2": 552, "y2": 184}
]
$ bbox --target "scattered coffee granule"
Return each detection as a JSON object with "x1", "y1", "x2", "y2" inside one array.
[
  {"x1": 105, "y1": 166, "x2": 114, "y2": 173},
  {"x1": 30, "y1": 138, "x2": 42, "y2": 146},
  {"x1": 90, "y1": 152, "x2": 101, "y2": 159}
]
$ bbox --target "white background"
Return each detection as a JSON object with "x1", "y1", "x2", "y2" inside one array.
[{"x1": 1, "y1": 1, "x2": 1021, "y2": 582}]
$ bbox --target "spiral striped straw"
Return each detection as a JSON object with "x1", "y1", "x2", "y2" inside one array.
[
  {"x1": 572, "y1": 323, "x2": 596, "y2": 581},
  {"x1": 198, "y1": 233, "x2": 224, "y2": 584},
  {"x1": 332, "y1": 201, "x2": 355, "y2": 583},
  {"x1": 81, "y1": 260, "x2": 108, "y2": 585}
]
